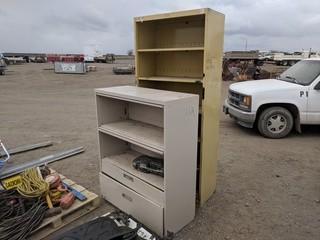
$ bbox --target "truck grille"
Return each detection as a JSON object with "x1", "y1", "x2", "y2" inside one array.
[{"x1": 228, "y1": 90, "x2": 242, "y2": 108}]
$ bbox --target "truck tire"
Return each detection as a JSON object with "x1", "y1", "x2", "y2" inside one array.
[
  {"x1": 257, "y1": 107, "x2": 293, "y2": 138},
  {"x1": 0, "y1": 71, "x2": 4, "y2": 75}
]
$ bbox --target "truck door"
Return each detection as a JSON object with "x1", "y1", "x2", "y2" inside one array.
[{"x1": 307, "y1": 76, "x2": 320, "y2": 124}]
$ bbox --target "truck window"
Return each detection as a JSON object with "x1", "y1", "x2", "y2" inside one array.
[{"x1": 279, "y1": 60, "x2": 320, "y2": 86}]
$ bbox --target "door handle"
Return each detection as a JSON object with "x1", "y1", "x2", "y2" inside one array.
[
  {"x1": 121, "y1": 193, "x2": 133, "y2": 202},
  {"x1": 123, "y1": 173, "x2": 134, "y2": 182},
  {"x1": 300, "y1": 91, "x2": 304, "y2": 97}
]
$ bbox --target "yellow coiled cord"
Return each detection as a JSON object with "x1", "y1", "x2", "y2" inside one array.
[{"x1": 17, "y1": 168, "x2": 49, "y2": 198}]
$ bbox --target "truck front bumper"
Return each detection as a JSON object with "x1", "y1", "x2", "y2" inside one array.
[{"x1": 223, "y1": 100, "x2": 256, "y2": 128}]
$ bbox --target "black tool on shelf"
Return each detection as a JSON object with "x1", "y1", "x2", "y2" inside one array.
[{"x1": 132, "y1": 155, "x2": 164, "y2": 177}]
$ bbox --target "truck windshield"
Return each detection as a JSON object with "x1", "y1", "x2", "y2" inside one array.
[{"x1": 278, "y1": 60, "x2": 320, "y2": 85}]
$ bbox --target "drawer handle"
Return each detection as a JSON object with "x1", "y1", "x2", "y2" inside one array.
[
  {"x1": 121, "y1": 193, "x2": 133, "y2": 202},
  {"x1": 123, "y1": 173, "x2": 134, "y2": 182}
]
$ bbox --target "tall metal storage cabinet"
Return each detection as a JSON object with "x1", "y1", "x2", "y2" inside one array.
[
  {"x1": 96, "y1": 86, "x2": 199, "y2": 237},
  {"x1": 135, "y1": 8, "x2": 225, "y2": 205}
]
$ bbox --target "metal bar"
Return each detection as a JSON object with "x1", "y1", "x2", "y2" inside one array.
[
  {"x1": 0, "y1": 141, "x2": 53, "y2": 157},
  {"x1": 0, "y1": 147, "x2": 84, "y2": 180},
  {"x1": 0, "y1": 140, "x2": 10, "y2": 169},
  {"x1": 62, "y1": 182, "x2": 87, "y2": 201}
]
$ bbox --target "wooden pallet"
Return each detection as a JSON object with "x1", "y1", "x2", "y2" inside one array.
[{"x1": 31, "y1": 170, "x2": 100, "y2": 240}]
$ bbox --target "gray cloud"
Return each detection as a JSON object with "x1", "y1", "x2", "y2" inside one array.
[
  {"x1": 46, "y1": 14, "x2": 109, "y2": 33},
  {"x1": 0, "y1": 0, "x2": 319, "y2": 53},
  {"x1": 0, "y1": 9, "x2": 6, "y2": 16}
]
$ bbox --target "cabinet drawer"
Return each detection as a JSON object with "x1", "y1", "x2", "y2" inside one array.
[
  {"x1": 100, "y1": 173, "x2": 163, "y2": 236},
  {"x1": 101, "y1": 157, "x2": 164, "y2": 205}
]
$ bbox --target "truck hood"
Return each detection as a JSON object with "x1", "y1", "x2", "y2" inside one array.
[{"x1": 229, "y1": 79, "x2": 301, "y2": 95}]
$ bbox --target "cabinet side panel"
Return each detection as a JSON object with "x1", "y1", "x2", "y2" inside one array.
[
  {"x1": 164, "y1": 97, "x2": 198, "y2": 234},
  {"x1": 134, "y1": 21, "x2": 138, "y2": 82},
  {"x1": 96, "y1": 95, "x2": 127, "y2": 126},
  {"x1": 136, "y1": 21, "x2": 156, "y2": 49},
  {"x1": 137, "y1": 52, "x2": 156, "y2": 78},
  {"x1": 99, "y1": 133, "x2": 129, "y2": 159},
  {"x1": 200, "y1": 11, "x2": 225, "y2": 205}
]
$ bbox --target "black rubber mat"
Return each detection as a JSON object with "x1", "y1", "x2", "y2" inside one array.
[{"x1": 51, "y1": 216, "x2": 136, "y2": 240}]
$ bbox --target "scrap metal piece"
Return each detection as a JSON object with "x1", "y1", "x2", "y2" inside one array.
[
  {"x1": 113, "y1": 65, "x2": 135, "y2": 74},
  {"x1": 0, "y1": 141, "x2": 53, "y2": 157},
  {"x1": 0, "y1": 140, "x2": 10, "y2": 162},
  {"x1": 0, "y1": 140, "x2": 10, "y2": 170},
  {"x1": 0, "y1": 147, "x2": 84, "y2": 180}
]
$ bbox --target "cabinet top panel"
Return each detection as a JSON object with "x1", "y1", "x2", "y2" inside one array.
[
  {"x1": 134, "y1": 8, "x2": 224, "y2": 22},
  {"x1": 96, "y1": 86, "x2": 198, "y2": 106}
]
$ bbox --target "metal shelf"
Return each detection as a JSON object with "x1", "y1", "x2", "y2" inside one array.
[
  {"x1": 138, "y1": 76, "x2": 202, "y2": 83},
  {"x1": 99, "y1": 120, "x2": 164, "y2": 154},
  {"x1": 137, "y1": 47, "x2": 204, "y2": 52}
]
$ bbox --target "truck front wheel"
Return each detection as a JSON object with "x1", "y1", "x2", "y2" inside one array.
[{"x1": 257, "y1": 107, "x2": 293, "y2": 138}]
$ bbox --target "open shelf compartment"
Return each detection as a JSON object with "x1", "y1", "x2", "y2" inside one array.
[
  {"x1": 99, "y1": 132, "x2": 164, "y2": 191},
  {"x1": 96, "y1": 95, "x2": 164, "y2": 154},
  {"x1": 137, "y1": 51, "x2": 204, "y2": 79},
  {"x1": 136, "y1": 14, "x2": 205, "y2": 49}
]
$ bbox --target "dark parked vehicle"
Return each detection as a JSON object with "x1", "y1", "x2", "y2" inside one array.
[{"x1": 0, "y1": 53, "x2": 7, "y2": 75}]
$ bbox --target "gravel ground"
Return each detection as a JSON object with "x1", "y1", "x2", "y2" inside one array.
[{"x1": 0, "y1": 62, "x2": 319, "y2": 240}]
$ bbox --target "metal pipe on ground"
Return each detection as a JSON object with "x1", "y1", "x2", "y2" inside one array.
[
  {"x1": 0, "y1": 147, "x2": 85, "y2": 180},
  {"x1": 0, "y1": 141, "x2": 53, "y2": 157}
]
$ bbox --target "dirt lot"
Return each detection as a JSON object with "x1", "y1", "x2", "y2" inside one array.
[{"x1": 0, "y1": 62, "x2": 319, "y2": 240}]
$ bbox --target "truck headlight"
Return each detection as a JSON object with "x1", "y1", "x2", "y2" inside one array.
[{"x1": 239, "y1": 95, "x2": 252, "y2": 111}]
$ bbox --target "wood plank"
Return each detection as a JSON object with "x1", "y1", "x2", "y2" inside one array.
[
  {"x1": 99, "y1": 120, "x2": 164, "y2": 154},
  {"x1": 139, "y1": 76, "x2": 202, "y2": 83}
]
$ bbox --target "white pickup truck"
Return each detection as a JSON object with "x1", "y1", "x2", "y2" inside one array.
[{"x1": 223, "y1": 58, "x2": 320, "y2": 138}]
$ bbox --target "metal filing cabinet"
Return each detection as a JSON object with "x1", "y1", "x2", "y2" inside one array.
[
  {"x1": 135, "y1": 8, "x2": 225, "y2": 205},
  {"x1": 96, "y1": 86, "x2": 199, "y2": 237}
]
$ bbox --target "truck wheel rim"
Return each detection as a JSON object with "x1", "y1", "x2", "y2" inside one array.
[{"x1": 267, "y1": 114, "x2": 287, "y2": 133}]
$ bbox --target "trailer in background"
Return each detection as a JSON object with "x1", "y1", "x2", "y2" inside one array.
[
  {"x1": 272, "y1": 51, "x2": 320, "y2": 66},
  {"x1": 94, "y1": 54, "x2": 115, "y2": 63},
  {"x1": 47, "y1": 54, "x2": 84, "y2": 63}
]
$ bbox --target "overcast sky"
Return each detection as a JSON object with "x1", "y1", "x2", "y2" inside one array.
[{"x1": 1, "y1": 0, "x2": 320, "y2": 54}]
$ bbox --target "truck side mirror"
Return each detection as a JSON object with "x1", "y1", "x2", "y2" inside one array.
[{"x1": 314, "y1": 81, "x2": 320, "y2": 90}]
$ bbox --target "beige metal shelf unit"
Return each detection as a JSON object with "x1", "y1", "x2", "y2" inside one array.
[
  {"x1": 135, "y1": 8, "x2": 225, "y2": 205},
  {"x1": 96, "y1": 86, "x2": 199, "y2": 237}
]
